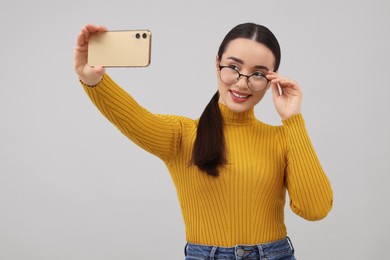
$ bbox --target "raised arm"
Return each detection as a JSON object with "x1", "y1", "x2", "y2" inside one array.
[
  {"x1": 268, "y1": 72, "x2": 333, "y2": 220},
  {"x1": 74, "y1": 25, "x2": 184, "y2": 162}
]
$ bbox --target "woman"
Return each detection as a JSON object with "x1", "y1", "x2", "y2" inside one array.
[{"x1": 74, "y1": 23, "x2": 333, "y2": 260}]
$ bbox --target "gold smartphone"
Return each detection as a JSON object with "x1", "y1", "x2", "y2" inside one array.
[{"x1": 88, "y1": 30, "x2": 152, "y2": 67}]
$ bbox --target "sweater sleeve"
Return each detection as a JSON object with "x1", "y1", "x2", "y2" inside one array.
[
  {"x1": 81, "y1": 74, "x2": 183, "y2": 162},
  {"x1": 281, "y1": 114, "x2": 333, "y2": 221}
]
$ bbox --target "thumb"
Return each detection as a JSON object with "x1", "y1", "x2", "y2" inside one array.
[
  {"x1": 93, "y1": 65, "x2": 105, "y2": 77},
  {"x1": 80, "y1": 65, "x2": 105, "y2": 86}
]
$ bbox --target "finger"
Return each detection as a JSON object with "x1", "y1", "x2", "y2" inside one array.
[
  {"x1": 272, "y1": 78, "x2": 295, "y2": 88},
  {"x1": 84, "y1": 24, "x2": 108, "y2": 33},
  {"x1": 277, "y1": 79, "x2": 293, "y2": 87},
  {"x1": 76, "y1": 26, "x2": 93, "y2": 47},
  {"x1": 84, "y1": 64, "x2": 105, "y2": 74},
  {"x1": 93, "y1": 65, "x2": 106, "y2": 76},
  {"x1": 267, "y1": 72, "x2": 301, "y2": 91},
  {"x1": 79, "y1": 24, "x2": 108, "y2": 44},
  {"x1": 76, "y1": 30, "x2": 88, "y2": 48},
  {"x1": 80, "y1": 65, "x2": 105, "y2": 85},
  {"x1": 282, "y1": 80, "x2": 301, "y2": 92},
  {"x1": 267, "y1": 75, "x2": 291, "y2": 85},
  {"x1": 271, "y1": 81, "x2": 281, "y2": 100},
  {"x1": 267, "y1": 72, "x2": 291, "y2": 83},
  {"x1": 266, "y1": 72, "x2": 279, "y2": 80}
]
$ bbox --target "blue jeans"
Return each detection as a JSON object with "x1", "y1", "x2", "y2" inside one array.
[{"x1": 184, "y1": 237, "x2": 296, "y2": 260}]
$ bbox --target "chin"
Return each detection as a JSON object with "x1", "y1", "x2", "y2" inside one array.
[{"x1": 225, "y1": 102, "x2": 252, "y2": 113}]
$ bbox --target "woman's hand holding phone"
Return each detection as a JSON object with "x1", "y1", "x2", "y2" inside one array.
[{"x1": 74, "y1": 24, "x2": 107, "y2": 86}]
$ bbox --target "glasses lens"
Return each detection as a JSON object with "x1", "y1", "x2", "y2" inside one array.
[
  {"x1": 248, "y1": 75, "x2": 268, "y2": 91},
  {"x1": 220, "y1": 67, "x2": 239, "y2": 85}
]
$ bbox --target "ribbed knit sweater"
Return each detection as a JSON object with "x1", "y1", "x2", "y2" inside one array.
[{"x1": 81, "y1": 74, "x2": 333, "y2": 247}]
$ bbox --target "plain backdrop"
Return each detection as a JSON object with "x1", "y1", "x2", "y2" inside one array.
[{"x1": 1, "y1": 0, "x2": 389, "y2": 259}]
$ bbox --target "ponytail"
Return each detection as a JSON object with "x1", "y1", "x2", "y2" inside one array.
[
  {"x1": 191, "y1": 23, "x2": 281, "y2": 177},
  {"x1": 191, "y1": 91, "x2": 226, "y2": 177}
]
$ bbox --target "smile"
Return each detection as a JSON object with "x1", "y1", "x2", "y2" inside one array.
[{"x1": 230, "y1": 90, "x2": 251, "y2": 99}]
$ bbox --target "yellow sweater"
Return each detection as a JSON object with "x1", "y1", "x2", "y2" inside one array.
[{"x1": 82, "y1": 74, "x2": 333, "y2": 247}]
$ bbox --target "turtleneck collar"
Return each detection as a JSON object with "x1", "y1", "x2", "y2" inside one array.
[{"x1": 218, "y1": 102, "x2": 257, "y2": 125}]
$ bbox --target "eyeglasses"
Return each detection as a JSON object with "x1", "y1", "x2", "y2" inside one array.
[{"x1": 218, "y1": 64, "x2": 269, "y2": 92}]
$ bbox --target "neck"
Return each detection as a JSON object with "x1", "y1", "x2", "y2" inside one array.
[{"x1": 218, "y1": 102, "x2": 256, "y2": 125}]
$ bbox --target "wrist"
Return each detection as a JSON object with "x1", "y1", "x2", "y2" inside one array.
[
  {"x1": 79, "y1": 75, "x2": 103, "y2": 88},
  {"x1": 282, "y1": 113, "x2": 302, "y2": 123},
  {"x1": 281, "y1": 112, "x2": 300, "y2": 120}
]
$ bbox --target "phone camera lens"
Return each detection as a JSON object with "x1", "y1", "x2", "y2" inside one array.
[
  {"x1": 142, "y1": 33, "x2": 147, "y2": 39},
  {"x1": 136, "y1": 33, "x2": 140, "y2": 39}
]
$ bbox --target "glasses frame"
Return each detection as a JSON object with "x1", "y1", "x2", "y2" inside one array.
[{"x1": 218, "y1": 64, "x2": 270, "y2": 92}]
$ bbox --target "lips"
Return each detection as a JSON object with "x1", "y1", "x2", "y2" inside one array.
[{"x1": 229, "y1": 90, "x2": 251, "y2": 102}]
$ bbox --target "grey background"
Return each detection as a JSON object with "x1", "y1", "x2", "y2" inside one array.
[{"x1": 1, "y1": 0, "x2": 389, "y2": 259}]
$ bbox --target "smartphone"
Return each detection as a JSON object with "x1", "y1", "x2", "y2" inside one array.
[{"x1": 88, "y1": 30, "x2": 152, "y2": 67}]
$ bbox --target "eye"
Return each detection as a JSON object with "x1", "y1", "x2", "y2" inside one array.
[
  {"x1": 227, "y1": 64, "x2": 239, "y2": 71},
  {"x1": 252, "y1": 71, "x2": 266, "y2": 78}
]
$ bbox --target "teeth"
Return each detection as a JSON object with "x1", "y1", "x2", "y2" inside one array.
[{"x1": 231, "y1": 91, "x2": 249, "y2": 98}]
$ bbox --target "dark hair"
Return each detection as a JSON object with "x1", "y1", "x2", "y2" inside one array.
[{"x1": 192, "y1": 23, "x2": 281, "y2": 177}]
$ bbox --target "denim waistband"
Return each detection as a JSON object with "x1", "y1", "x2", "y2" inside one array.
[{"x1": 184, "y1": 237, "x2": 295, "y2": 260}]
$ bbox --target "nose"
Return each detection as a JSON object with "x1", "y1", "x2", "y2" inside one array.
[{"x1": 235, "y1": 75, "x2": 250, "y2": 90}]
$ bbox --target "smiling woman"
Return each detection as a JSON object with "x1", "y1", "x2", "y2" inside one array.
[
  {"x1": 217, "y1": 39, "x2": 274, "y2": 111},
  {"x1": 74, "y1": 22, "x2": 333, "y2": 260}
]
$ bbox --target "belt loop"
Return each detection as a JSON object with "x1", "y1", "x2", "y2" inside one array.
[
  {"x1": 209, "y1": 246, "x2": 217, "y2": 260},
  {"x1": 286, "y1": 236, "x2": 295, "y2": 253},
  {"x1": 184, "y1": 243, "x2": 188, "y2": 257},
  {"x1": 257, "y1": 245, "x2": 265, "y2": 260}
]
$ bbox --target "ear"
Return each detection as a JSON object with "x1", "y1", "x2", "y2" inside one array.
[{"x1": 215, "y1": 55, "x2": 220, "y2": 76}]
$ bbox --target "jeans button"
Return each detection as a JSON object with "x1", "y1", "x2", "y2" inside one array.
[{"x1": 237, "y1": 248, "x2": 245, "y2": 257}]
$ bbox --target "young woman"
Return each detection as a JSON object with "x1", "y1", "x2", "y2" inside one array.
[{"x1": 74, "y1": 23, "x2": 333, "y2": 260}]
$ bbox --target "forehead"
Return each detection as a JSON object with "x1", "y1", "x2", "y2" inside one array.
[{"x1": 222, "y1": 38, "x2": 275, "y2": 69}]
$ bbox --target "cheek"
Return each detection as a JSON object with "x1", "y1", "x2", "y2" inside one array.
[
  {"x1": 252, "y1": 91, "x2": 267, "y2": 104},
  {"x1": 217, "y1": 79, "x2": 229, "y2": 91}
]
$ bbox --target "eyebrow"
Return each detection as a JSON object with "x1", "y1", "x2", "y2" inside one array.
[{"x1": 226, "y1": 56, "x2": 270, "y2": 71}]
